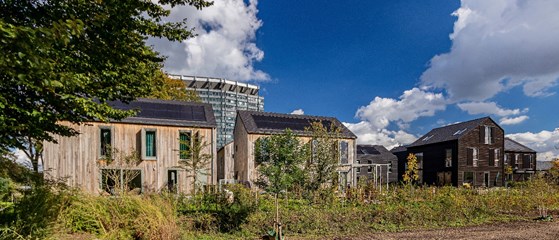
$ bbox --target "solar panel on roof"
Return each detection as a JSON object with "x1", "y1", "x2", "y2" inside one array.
[
  {"x1": 357, "y1": 146, "x2": 380, "y2": 155},
  {"x1": 112, "y1": 101, "x2": 207, "y2": 122},
  {"x1": 252, "y1": 115, "x2": 333, "y2": 131}
]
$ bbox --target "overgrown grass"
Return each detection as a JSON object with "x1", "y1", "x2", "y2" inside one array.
[{"x1": 1, "y1": 178, "x2": 558, "y2": 239}]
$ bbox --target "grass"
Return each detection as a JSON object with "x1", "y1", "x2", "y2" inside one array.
[{"x1": 1, "y1": 177, "x2": 558, "y2": 239}]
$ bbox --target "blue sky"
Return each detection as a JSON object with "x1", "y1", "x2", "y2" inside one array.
[{"x1": 153, "y1": 0, "x2": 559, "y2": 160}]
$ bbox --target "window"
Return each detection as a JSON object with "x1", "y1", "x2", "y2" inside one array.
[
  {"x1": 416, "y1": 152, "x2": 424, "y2": 169},
  {"x1": 179, "y1": 131, "x2": 191, "y2": 160},
  {"x1": 101, "y1": 168, "x2": 142, "y2": 195},
  {"x1": 494, "y1": 149, "x2": 500, "y2": 167},
  {"x1": 445, "y1": 149, "x2": 452, "y2": 167},
  {"x1": 356, "y1": 166, "x2": 361, "y2": 173},
  {"x1": 467, "y1": 148, "x2": 478, "y2": 167},
  {"x1": 100, "y1": 127, "x2": 112, "y2": 158},
  {"x1": 168, "y1": 170, "x2": 178, "y2": 193},
  {"x1": 504, "y1": 153, "x2": 509, "y2": 165},
  {"x1": 481, "y1": 126, "x2": 495, "y2": 144},
  {"x1": 388, "y1": 162, "x2": 392, "y2": 173},
  {"x1": 367, "y1": 166, "x2": 372, "y2": 173},
  {"x1": 463, "y1": 171, "x2": 474, "y2": 185},
  {"x1": 142, "y1": 129, "x2": 157, "y2": 160},
  {"x1": 339, "y1": 141, "x2": 348, "y2": 164},
  {"x1": 254, "y1": 138, "x2": 270, "y2": 163},
  {"x1": 523, "y1": 154, "x2": 532, "y2": 169},
  {"x1": 514, "y1": 154, "x2": 520, "y2": 168}
]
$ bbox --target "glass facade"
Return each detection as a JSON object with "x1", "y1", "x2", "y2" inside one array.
[{"x1": 171, "y1": 75, "x2": 265, "y2": 148}]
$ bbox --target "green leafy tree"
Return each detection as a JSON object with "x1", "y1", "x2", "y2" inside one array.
[
  {"x1": 304, "y1": 121, "x2": 342, "y2": 194},
  {"x1": 0, "y1": 0, "x2": 211, "y2": 151},
  {"x1": 403, "y1": 153, "x2": 419, "y2": 185},
  {"x1": 179, "y1": 131, "x2": 212, "y2": 195},
  {"x1": 254, "y1": 130, "x2": 306, "y2": 195},
  {"x1": 148, "y1": 72, "x2": 201, "y2": 102},
  {"x1": 254, "y1": 129, "x2": 306, "y2": 238}
]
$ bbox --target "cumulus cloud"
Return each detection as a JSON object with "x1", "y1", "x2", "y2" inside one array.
[
  {"x1": 355, "y1": 88, "x2": 447, "y2": 130},
  {"x1": 499, "y1": 115, "x2": 529, "y2": 125},
  {"x1": 507, "y1": 128, "x2": 559, "y2": 161},
  {"x1": 149, "y1": 0, "x2": 268, "y2": 81},
  {"x1": 344, "y1": 121, "x2": 417, "y2": 149},
  {"x1": 421, "y1": 0, "x2": 559, "y2": 101},
  {"x1": 290, "y1": 109, "x2": 304, "y2": 115},
  {"x1": 457, "y1": 101, "x2": 523, "y2": 116}
]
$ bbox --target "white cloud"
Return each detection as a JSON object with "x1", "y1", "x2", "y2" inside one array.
[
  {"x1": 355, "y1": 88, "x2": 447, "y2": 130},
  {"x1": 499, "y1": 115, "x2": 529, "y2": 125},
  {"x1": 421, "y1": 0, "x2": 559, "y2": 101},
  {"x1": 457, "y1": 101, "x2": 523, "y2": 117},
  {"x1": 290, "y1": 109, "x2": 304, "y2": 115},
  {"x1": 149, "y1": 0, "x2": 268, "y2": 81},
  {"x1": 507, "y1": 128, "x2": 559, "y2": 161},
  {"x1": 344, "y1": 121, "x2": 417, "y2": 149}
]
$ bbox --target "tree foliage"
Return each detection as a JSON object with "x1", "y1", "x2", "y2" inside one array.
[
  {"x1": 403, "y1": 153, "x2": 419, "y2": 185},
  {"x1": 304, "y1": 121, "x2": 342, "y2": 193},
  {"x1": 179, "y1": 131, "x2": 212, "y2": 195},
  {"x1": 148, "y1": 72, "x2": 201, "y2": 102},
  {"x1": 0, "y1": 0, "x2": 211, "y2": 150},
  {"x1": 254, "y1": 130, "x2": 307, "y2": 195}
]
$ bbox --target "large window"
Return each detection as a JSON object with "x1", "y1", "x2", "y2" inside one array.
[
  {"x1": 339, "y1": 141, "x2": 348, "y2": 164},
  {"x1": 463, "y1": 171, "x2": 474, "y2": 185},
  {"x1": 481, "y1": 126, "x2": 495, "y2": 144},
  {"x1": 179, "y1": 131, "x2": 191, "y2": 160},
  {"x1": 494, "y1": 149, "x2": 500, "y2": 167},
  {"x1": 467, "y1": 148, "x2": 478, "y2": 167},
  {"x1": 142, "y1": 129, "x2": 157, "y2": 160},
  {"x1": 101, "y1": 168, "x2": 142, "y2": 195},
  {"x1": 445, "y1": 149, "x2": 452, "y2": 167},
  {"x1": 100, "y1": 127, "x2": 112, "y2": 158}
]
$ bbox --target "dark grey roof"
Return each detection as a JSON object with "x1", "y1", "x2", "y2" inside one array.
[
  {"x1": 505, "y1": 137, "x2": 536, "y2": 153},
  {"x1": 108, "y1": 98, "x2": 216, "y2": 128},
  {"x1": 237, "y1": 110, "x2": 357, "y2": 139},
  {"x1": 536, "y1": 161, "x2": 553, "y2": 171},
  {"x1": 407, "y1": 117, "x2": 496, "y2": 148},
  {"x1": 356, "y1": 145, "x2": 397, "y2": 164},
  {"x1": 390, "y1": 146, "x2": 407, "y2": 153}
]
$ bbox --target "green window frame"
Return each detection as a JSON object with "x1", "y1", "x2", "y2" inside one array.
[
  {"x1": 141, "y1": 129, "x2": 157, "y2": 160},
  {"x1": 179, "y1": 131, "x2": 191, "y2": 160}
]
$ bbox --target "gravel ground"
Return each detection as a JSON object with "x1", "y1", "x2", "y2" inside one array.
[{"x1": 326, "y1": 221, "x2": 559, "y2": 240}]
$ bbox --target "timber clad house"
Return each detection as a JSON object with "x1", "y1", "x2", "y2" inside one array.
[
  {"x1": 43, "y1": 98, "x2": 217, "y2": 194},
  {"x1": 355, "y1": 145, "x2": 398, "y2": 184},
  {"x1": 404, "y1": 117, "x2": 505, "y2": 187},
  {"x1": 233, "y1": 110, "x2": 358, "y2": 187},
  {"x1": 504, "y1": 137, "x2": 537, "y2": 181}
]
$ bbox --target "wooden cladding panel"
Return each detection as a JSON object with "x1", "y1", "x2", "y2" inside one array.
[{"x1": 43, "y1": 122, "x2": 215, "y2": 194}]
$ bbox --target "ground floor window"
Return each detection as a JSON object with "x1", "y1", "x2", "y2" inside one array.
[
  {"x1": 101, "y1": 168, "x2": 142, "y2": 195},
  {"x1": 463, "y1": 171, "x2": 474, "y2": 185},
  {"x1": 168, "y1": 169, "x2": 178, "y2": 193}
]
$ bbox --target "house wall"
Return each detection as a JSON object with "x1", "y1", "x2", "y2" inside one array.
[
  {"x1": 408, "y1": 141, "x2": 458, "y2": 186},
  {"x1": 217, "y1": 141, "x2": 234, "y2": 180},
  {"x1": 233, "y1": 124, "x2": 356, "y2": 187},
  {"x1": 355, "y1": 152, "x2": 399, "y2": 183},
  {"x1": 43, "y1": 122, "x2": 216, "y2": 194},
  {"x1": 457, "y1": 119, "x2": 504, "y2": 187},
  {"x1": 504, "y1": 151, "x2": 537, "y2": 182}
]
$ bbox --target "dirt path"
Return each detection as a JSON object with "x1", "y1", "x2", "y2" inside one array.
[{"x1": 326, "y1": 221, "x2": 559, "y2": 240}]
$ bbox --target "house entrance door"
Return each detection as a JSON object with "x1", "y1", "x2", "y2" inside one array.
[{"x1": 484, "y1": 172, "x2": 490, "y2": 187}]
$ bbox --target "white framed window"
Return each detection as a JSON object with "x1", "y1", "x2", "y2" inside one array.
[
  {"x1": 141, "y1": 128, "x2": 157, "y2": 160},
  {"x1": 356, "y1": 167, "x2": 361, "y2": 173},
  {"x1": 473, "y1": 148, "x2": 479, "y2": 167},
  {"x1": 494, "y1": 149, "x2": 500, "y2": 167},
  {"x1": 515, "y1": 153, "x2": 520, "y2": 167}
]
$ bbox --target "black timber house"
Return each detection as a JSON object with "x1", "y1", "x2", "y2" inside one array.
[
  {"x1": 504, "y1": 137, "x2": 537, "y2": 182},
  {"x1": 404, "y1": 117, "x2": 505, "y2": 187},
  {"x1": 355, "y1": 145, "x2": 398, "y2": 184}
]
